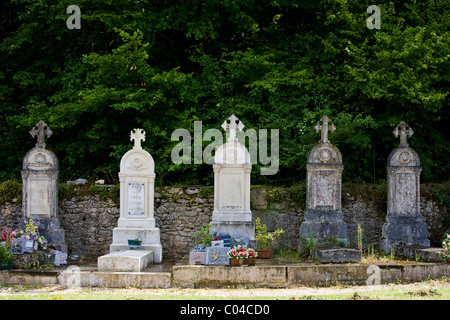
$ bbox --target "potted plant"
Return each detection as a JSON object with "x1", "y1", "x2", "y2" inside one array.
[
  {"x1": 128, "y1": 238, "x2": 142, "y2": 250},
  {"x1": 255, "y1": 217, "x2": 284, "y2": 258},
  {"x1": 228, "y1": 245, "x2": 258, "y2": 266},
  {"x1": 189, "y1": 224, "x2": 212, "y2": 264},
  {"x1": 438, "y1": 233, "x2": 450, "y2": 263},
  {"x1": 0, "y1": 244, "x2": 13, "y2": 270}
]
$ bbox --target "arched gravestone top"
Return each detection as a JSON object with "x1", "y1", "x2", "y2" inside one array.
[
  {"x1": 387, "y1": 121, "x2": 420, "y2": 168},
  {"x1": 22, "y1": 147, "x2": 59, "y2": 172},
  {"x1": 214, "y1": 114, "x2": 251, "y2": 165},
  {"x1": 307, "y1": 115, "x2": 342, "y2": 165},
  {"x1": 22, "y1": 120, "x2": 58, "y2": 172},
  {"x1": 120, "y1": 128, "x2": 155, "y2": 175}
]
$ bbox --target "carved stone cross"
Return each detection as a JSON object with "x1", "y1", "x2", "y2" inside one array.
[
  {"x1": 221, "y1": 114, "x2": 245, "y2": 142},
  {"x1": 393, "y1": 121, "x2": 413, "y2": 148},
  {"x1": 130, "y1": 128, "x2": 145, "y2": 149},
  {"x1": 30, "y1": 120, "x2": 53, "y2": 148},
  {"x1": 314, "y1": 116, "x2": 336, "y2": 144}
]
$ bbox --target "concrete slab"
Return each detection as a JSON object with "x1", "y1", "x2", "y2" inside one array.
[
  {"x1": 314, "y1": 246, "x2": 362, "y2": 263},
  {"x1": 97, "y1": 250, "x2": 153, "y2": 272}
]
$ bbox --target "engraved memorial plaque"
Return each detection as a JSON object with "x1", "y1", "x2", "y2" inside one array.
[{"x1": 128, "y1": 183, "x2": 145, "y2": 215}]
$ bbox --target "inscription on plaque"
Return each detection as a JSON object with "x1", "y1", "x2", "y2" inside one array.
[{"x1": 128, "y1": 183, "x2": 145, "y2": 215}]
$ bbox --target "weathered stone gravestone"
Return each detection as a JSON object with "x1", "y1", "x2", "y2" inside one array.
[
  {"x1": 108, "y1": 128, "x2": 162, "y2": 263},
  {"x1": 300, "y1": 116, "x2": 350, "y2": 247},
  {"x1": 380, "y1": 121, "x2": 430, "y2": 253},
  {"x1": 21, "y1": 120, "x2": 67, "y2": 252},
  {"x1": 210, "y1": 115, "x2": 255, "y2": 242}
]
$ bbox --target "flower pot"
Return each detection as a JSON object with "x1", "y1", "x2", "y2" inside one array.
[
  {"x1": 447, "y1": 258, "x2": 450, "y2": 264},
  {"x1": 0, "y1": 261, "x2": 12, "y2": 270},
  {"x1": 230, "y1": 258, "x2": 243, "y2": 266},
  {"x1": 242, "y1": 258, "x2": 256, "y2": 266},
  {"x1": 127, "y1": 239, "x2": 142, "y2": 250},
  {"x1": 256, "y1": 249, "x2": 272, "y2": 259}
]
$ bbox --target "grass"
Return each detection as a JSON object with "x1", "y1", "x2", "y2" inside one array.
[{"x1": 0, "y1": 278, "x2": 449, "y2": 300}]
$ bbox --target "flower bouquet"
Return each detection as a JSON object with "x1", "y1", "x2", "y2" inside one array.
[
  {"x1": 438, "y1": 233, "x2": 450, "y2": 262},
  {"x1": 228, "y1": 245, "x2": 258, "y2": 266}
]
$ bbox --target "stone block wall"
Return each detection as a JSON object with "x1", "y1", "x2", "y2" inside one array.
[{"x1": 0, "y1": 184, "x2": 448, "y2": 261}]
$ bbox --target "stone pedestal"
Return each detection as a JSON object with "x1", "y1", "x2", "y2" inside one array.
[
  {"x1": 380, "y1": 121, "x2": 430, "y2": 253},
  {"x1": 210, "y1": 115, "x2": 255, "y2": 240},
  {"x1": 98, "y1": 250, "x2": 153, "y2": 272},
  {"x1": 109, "y1": 129, "x2": 162, "y2": 263},
  {"x1": 299, "y1": 116, "x2": 349, "y2": 246},
  {"x1": 21, "y1": 121, "x2": 67, "y2": 252}
]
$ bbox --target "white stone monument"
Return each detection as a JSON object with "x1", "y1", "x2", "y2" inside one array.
[
  {"x1": 210, "y1": 115, "x2": 255, "y2": 241},
  {"x1": 299, "y1": 116, "x2": 349, "y2": 245},
  {"x1": 21, "y1": 120, "x2": 67, "y2": 252},
  {"x1": 380, "y1": 121, "x2": 430, "y2": 253},
  {"x1": 108, "y1": 128, "x2": 162, "y2": 263}
]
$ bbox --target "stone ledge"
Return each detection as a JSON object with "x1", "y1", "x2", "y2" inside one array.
[
  {"x1": 97, "y1": 250, "x2": 153, "y2": 272},
  {"x1": 314, "y1": 246, "x2": 362, "y2": 263}
]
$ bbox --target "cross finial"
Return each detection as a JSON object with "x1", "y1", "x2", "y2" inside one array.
[
  {"x1": 221, "y1": 114, "x2": 245, "y2": 142},
  {"x1": 130, "y1": 128, "x2": 145, "y2": 149},
  {"x1": 314, "y1": 116, "x2": 336, "y2": 143},
  {"x1": 30, "y1": 120, "x2": 53, "y2": 148},
  {"x1": 393, "y1": 121, "x2": 413, "y2": 148}
]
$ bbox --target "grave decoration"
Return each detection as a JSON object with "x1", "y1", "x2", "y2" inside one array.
[
  {"x1": 189, "y1": 224, "x2": 212, "y2": 265},
  {"x1": 228, "y1": 245, "x2": 258, "y2": 266}
]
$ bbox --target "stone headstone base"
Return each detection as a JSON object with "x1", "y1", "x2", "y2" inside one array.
[
  {"x1": 394, "y1": 245, "x2": 442, "y2": 262},
  {"x1": 98, "y1": 250, "x2": 153, "y2": 272},
  {"x1": 110, "y1": 227, "x2": 162, "y2": 263},
  {"x1": 314, "y1": 246, "x2": 362, "y2": 263},
  {"x1": 210, "y1": 221, "x2": 255, "y2": 242},
  {"x1": 380, "y1": 214, "x2": 430, "y2": 254},
  {"x1": 22, "y1": 216, "x2": 67, "y2": 253},
  {"x1": 300, "y1": 210, "x2": 349, "y2": 246}
]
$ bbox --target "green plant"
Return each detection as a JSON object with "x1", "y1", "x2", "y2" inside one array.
[
  {"x1": 299, "y1": 227, "x2": 316, "y2": 259},
  {"x1": 255, "y1": 217, "x2": 284, "y2": 250},
  {"x1": 193, "y1": 224, "x2": 212, "y2": 247},
  {"x1": 0, "y1": 244, "x2": 13, "y2": 263},
  {"x1": 198, "y1": 187, "x2": 212, "y2": 198},
  {"x1": 357, "y1": 224, "x2": 364, "y2": 253}
]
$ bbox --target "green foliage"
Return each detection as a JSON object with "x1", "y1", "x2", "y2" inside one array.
[
  {"x1": 0, "y1": 180, "x2": 21, "y2": 204},
  {"x1": 0, "y1": 244, "x2": 13, "y2": 263},
  {"x1": 255, "y1": 217, "x2": 284, "y2": 250},
  {"x1": 192, "y1": 224, "x2": 212, "y2": 247},
  {"x1": 0, "y1": 0, "x2": 448, "y2": 185}
]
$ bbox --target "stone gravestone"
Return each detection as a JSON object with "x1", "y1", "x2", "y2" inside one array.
[
  {"x1": 108, "y1": 128, "x2": 162, "y2": 264},
  {"x1": 380, "y1": 121, "x2": 430, "y2": 254},
  {"x1": 299, "y1": 116, "x2": 350, "y2": 247},
  {"x1": 210, "y1": 115, "x2": 255, "y2": 242},
  {"x1": 21, "y1": 120, "x2": 67, "y2": 252}
]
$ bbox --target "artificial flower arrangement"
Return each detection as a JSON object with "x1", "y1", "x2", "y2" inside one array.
[
  {"x1": 228, "y1": 245, "x2": 258, "y2": 259},
  {"x1": 438, "y1": 233, "x2": 450, "y2": 261},
  {"x1": 0, "y1": 218, "x2": 48, "y2": 252}
]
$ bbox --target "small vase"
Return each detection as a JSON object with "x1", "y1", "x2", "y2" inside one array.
[
  {"x1": 0, "y1": 261, "x2": 13, "y2": 270},
  {"x1": 128, "y1": 239, "x2": 142, "y2": 250}
]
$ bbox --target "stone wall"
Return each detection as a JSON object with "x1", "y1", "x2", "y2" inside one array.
[{"x1": 0, "y1": 184, "x2": 448, "y2": 261}]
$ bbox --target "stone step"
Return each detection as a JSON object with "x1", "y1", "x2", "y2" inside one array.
[{"x1": 97, "y1": 250, "x2": 153, "y2": 272}]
